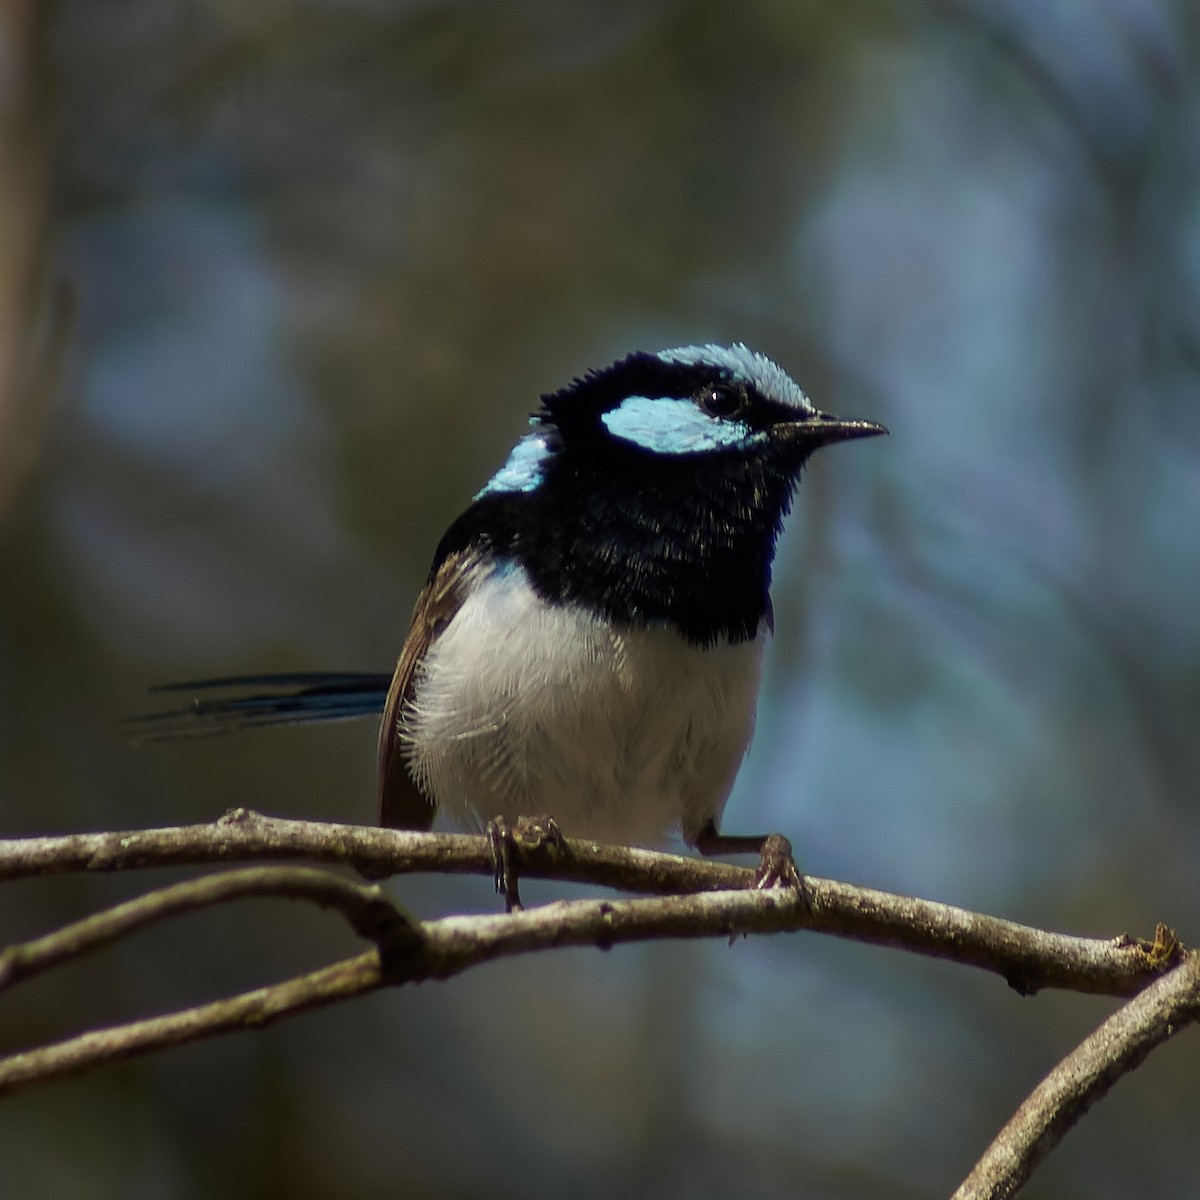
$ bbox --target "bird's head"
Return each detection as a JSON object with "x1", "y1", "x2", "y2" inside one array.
[
  {"x1": 467, "y1": 344, "x2": 885, "y2": 641},
  {"x1": 479, "y1": 342, "x2": 885, "y2": 516}
]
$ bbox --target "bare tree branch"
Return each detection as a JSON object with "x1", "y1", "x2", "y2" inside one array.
[
  {"x1": 0, "y1": 865, "x2": 420, "y2": 994},
  {"x1": 0, "y1": 949, "x2": 385, "y2": 1095},
  {"x1": 0, "y1": 807, "x2": 747, "y2": 893},
  {"x1": 3, "y1": 873, "x2": 1192, "y2": 1110},
  {"x1": 0, "y1": 887, "x2": 806, "y2": 1093},
  {"x1": 0, "y1": 808, "x2": 1195, "y2": 1200},
  {"x1": 0, "y1": 810, "x2": 1182, "y2": 998},
  {"x1": 953, "y1": 948, "x2": 1200, "y2": 1200}
]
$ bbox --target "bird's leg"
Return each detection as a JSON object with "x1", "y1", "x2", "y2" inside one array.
[
  {"x1": 486, "y1": 817, "x2": 522, "y2": 911},
  {"x1": 692, "y1": 822, "x2": 804, "y2": 891},
  {"x1": 485, "y1": 814, "x2": 567, "y2": 912}
]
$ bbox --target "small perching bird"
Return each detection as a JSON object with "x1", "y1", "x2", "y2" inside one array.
[{"x1": 144, "y1": 344, "x2": 885, "y2": 904}]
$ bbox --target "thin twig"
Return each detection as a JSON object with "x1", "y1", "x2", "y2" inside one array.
[
  {"x1": 0, "y1": 884, "x2": 1191, "y2": 1098},
  {"x1": 0, "y1": 887, "x2": 798, "y2": 1093},
  {"x1": 0, "y1": 812, "x2": 1181, "y2": 998},
  {"x1": 0, "y1": 866, "x2": 420, "y2": 994},
  {"x1": 0, "y1": 815, "x2": 1196, "y2": 1200},
  {"x1": 0, "y1": 950, "x2": 384, "y2": 1094},
  {"x1": 0, "y1": 808, "x2": 749, "y2": 893},
  {"x1": 952, "y1": 950, "x2": 1200, "y2": 1200}
]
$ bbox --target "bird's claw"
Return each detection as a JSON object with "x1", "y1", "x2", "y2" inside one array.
[
  {"x1": 486, "y1": 814, "x2": 566, "y2": 912},
  {"x1": 753, "y1": 833, "x2": 805, "y2": 893}
]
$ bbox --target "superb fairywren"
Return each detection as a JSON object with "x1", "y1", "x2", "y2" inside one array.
[{"x1": 149, "y1": 344, "x2": 885, "y2": 898}]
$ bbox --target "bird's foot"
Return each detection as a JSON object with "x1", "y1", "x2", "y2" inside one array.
[
  {"x1": 753, "y1": 833, "x2": 804, "y2": 893},
  {"x1": 512, "y1": 813, "x2": 567, "y2": 854},
  {"x1": 485, "y1": 814, "x2": 566, "y2": 912},
  {"x1": 693, "y1": 826, "x2": 808, "y2": 946},
  {"x1": 693, "y1": 822, "x2": 806, "y2": 895},
  {"x1": 486, "y1": 817, "x2": 521, "y2": 911}
]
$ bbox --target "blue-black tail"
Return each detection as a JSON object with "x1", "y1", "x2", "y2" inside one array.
[{"x1": 128, "y1": 672, "x2": 391, "y2": 742}]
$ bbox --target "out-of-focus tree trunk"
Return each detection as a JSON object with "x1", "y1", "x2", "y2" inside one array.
[{"x1": 0, "y1": 0, "x2": 54, "y2": 524}]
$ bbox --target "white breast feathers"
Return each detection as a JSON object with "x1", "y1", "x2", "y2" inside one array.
[{"x1": 401, "y1": 561, "x2": 766, "y2": 845}]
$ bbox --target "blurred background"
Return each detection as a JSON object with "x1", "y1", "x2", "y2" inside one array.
[{"x1": 1, "y1": 1, "x2": 1198, "y2": 1196}]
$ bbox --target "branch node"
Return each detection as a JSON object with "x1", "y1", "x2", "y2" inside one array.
[
  {"x1": 217, "y1": 807, "x2": 262, "y2": 827},
  {"x1": 347, "y1": 890, "x2": 425, "y2": 960},
  {"x1": 1004, "y1": 971, "x2": 1040, "y2": 998},
  {"x1": 596, "y1": 901, "x2": 616, "y2": 952},
  {"x1": 1145, "y1": 923, "x2": 1182, "y2": 968},
  {"x1": 510, "y1": 815, "x2": 570, "y2": 867}
]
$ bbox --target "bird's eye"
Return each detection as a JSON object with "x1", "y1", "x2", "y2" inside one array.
[{"x1": 700, "y1": 386, "x2": 743, "y2": 419}]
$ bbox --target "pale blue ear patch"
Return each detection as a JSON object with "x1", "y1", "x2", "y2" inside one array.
[
  {"x1": 476, "y1": 432, "x2": 551, "y2": 498},
  {"x1": 601, "y1": 395, "x2": 759, "y2": 455}
]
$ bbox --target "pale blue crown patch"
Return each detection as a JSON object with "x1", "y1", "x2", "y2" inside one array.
[
  {"x1": 476, "y1": 432, "x2": 551, "y2": 498},
  {"x1": 656, "y1": 343, "x2": 815, "y2": 414},
  {"x1": 601, "y1": 395, "x2": 759, "y2": 455}
]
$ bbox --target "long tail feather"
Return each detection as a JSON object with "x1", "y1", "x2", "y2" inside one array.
[{"x1": 127, "y1": 672, "x2": 391, "y2": 742}]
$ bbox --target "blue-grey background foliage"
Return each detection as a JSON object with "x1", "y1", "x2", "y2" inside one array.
[{"x1": 0, "y1": 2, "x2": 1197, "y2": 1197}]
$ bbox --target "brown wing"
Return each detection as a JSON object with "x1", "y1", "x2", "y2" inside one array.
[{"x1": 376, "y1": 550, "x2": 475, "y2": 829}]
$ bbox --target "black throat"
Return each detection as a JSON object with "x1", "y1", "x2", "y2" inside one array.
[{"x1": 437, "y1": 451, "x2": 799, "y2": 646}]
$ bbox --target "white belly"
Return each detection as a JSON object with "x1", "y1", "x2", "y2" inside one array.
[{"x1": 401, "y1": 562, "x2": 765, "y2": 845}]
